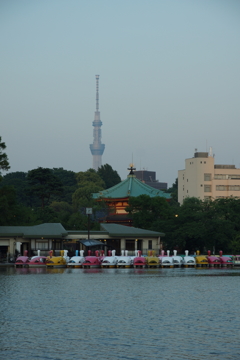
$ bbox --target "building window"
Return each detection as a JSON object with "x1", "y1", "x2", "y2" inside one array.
[
  {"x1": 204, "y1": 173, "x2": 211, "y2": 181},
  {"x1": 36, "y1": 241, "x2": 49, "y2": 250},
  {"x1": 229, "y1": 175, "x2": 240, "y2": 179},
  {"x1": 204, "y1": 185, "x2": 211, "y2": 192},
  {"x1": 126, "y1": 240, "x2": 135, "y2": 251},
  {"x1": 148, "y1": 240, "x2": 152, "y2": 250},
  {"x1": 214, "y1": 174, "x2": 226, "y2": 180},
  {"x1": 137, "y1": 239, "x2": 142, "y2": 251},
  {"x1": 229, "y1": 185, "x2": 240, "y2": 191},
  {"x1": 216, "y1": 185, "x2": 228, "y2": 191},
  {"x1": 215, "y1": 174, "x2": 240, "y2": 180},
  {"x1": 54, "y1": 242, "x2": 61, "y2": 250},
  {"x1": 204, "y1": 196, "x2": 211, "y2": 200}
]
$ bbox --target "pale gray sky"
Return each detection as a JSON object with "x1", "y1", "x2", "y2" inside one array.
[{"x1": 1, "y1": 0, "x2": 240, "y2": 186}]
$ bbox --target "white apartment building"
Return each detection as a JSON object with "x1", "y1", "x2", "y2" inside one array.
[{"x1": 178, "y1": 151, "x2": 240, "y2": 204}]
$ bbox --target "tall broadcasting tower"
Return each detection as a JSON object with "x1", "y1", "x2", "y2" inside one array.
[{"x1": 90, "y1": 75, "x2": 105, "y2": 170}]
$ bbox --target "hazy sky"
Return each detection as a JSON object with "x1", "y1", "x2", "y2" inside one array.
[{"x1": 1, "y1": 0, "x2": 240, "y2": 186}]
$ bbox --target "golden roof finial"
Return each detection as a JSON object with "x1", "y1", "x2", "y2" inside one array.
[{"x1": 128, "y1": 163, "x2": 136, "y2": 175}]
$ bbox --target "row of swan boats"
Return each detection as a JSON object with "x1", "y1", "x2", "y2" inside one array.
[{"x1": 15, "y1": 249, "x2": 238, "y2": 269}]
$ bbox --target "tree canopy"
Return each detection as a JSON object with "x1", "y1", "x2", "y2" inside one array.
[
  {"x1": 126, "y1": 194, "x2": 172, "y2": 230},
  {"x1": 125, "y1": 195, "x2": 240, "y2": 254},
  {"x1": 72, "y1": 169, "x2": 105, "y2": 210},
  {"x1": 0, "y1": 172, "x2": 30, "y2": 205},
  {"x1": 166, "y1": 178, "x2": 178, "y2": 204},
  {"x1": 52, "y1": 168, "x2": 78, "y2": 204},
  {"x1": 97, "y1": 164, "x2": 121, "y2": 188},
  {"x1": 27, "y1": 167, "x2": 63, "y2": 208},
  {"x1": 0, "y1": 136, "x2": 10, "y2": 176}
]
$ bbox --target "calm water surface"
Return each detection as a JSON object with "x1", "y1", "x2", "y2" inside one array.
[{"x1": 1, "y1": 267, "x2": 240, "y2": 360}]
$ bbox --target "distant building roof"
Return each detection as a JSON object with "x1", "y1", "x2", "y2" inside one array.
[
  {"x1": 92, "y1": 174, "x2": 171, "y2": 200},
  {"x1": 134, "y1": 170, "x2": 168, "y2": 191}
]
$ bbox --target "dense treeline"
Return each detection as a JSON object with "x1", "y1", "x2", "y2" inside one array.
[
  {"x1": 0, "y1": 164, "x2": 121, "y2": 230},
  {"x1": 126, "y1": 194, "x2": 240, "y2": 254}
]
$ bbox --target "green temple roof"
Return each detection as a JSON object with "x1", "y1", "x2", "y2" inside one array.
[{"x1": 92, "y1": 174, "x2": 171, "y2": 200}]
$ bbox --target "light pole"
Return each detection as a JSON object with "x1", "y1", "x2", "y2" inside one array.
[{"x1": 86, "y1": 208, "x2": 92, "y2": 240}]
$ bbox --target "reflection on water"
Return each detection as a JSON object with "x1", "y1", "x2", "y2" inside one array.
[
  {"x1": 14, "y1": 267, "x2": 66, "y2": 275},
  {"x1": 1, "y1": 267, "x2": 240, "y2": 360}
]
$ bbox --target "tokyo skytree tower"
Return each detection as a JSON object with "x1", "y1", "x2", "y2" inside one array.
[{"x1": 90, "y1": 75, "x2": 105, "y2": 170}]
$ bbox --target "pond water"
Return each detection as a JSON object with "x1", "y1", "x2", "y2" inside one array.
[{"x1": 0, "y1": 267, "x2": 240, "y2": 360}]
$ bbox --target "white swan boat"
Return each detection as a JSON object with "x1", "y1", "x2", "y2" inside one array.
[
  {"x1": 116, "y1": 250, "x2": 133, "y2": 268},
  {"x1": 183, "y1": 250, "x2": 196, "y2": 267},
  {"x1": 159, "y1": 250, "x2": 174, "y2": 268},
  {"x1": 68, "y1": 250, "x2": 85, "y2": 268},
  {"x1": 172, "y1": 250, "x2": 183, "y2": 267},
  {"x1": 101, "y1": 250, "x2": 118, "y2": 268}
]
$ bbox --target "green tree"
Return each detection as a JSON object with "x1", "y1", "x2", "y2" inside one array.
[
  {"x1": 27, "y1": 167, "x2": 63, "y2": 208},
  {"x1": 65, "y1": 212, "x2": 100, "y2": 231},
  {"x1": 0, "y1": 172, "x2": 30, "y2": 206},
  {"x1": 49, "y1": 201, "x2": 74, "y2": 228},
  {"x1": 0, "y1": 136, "x2": 10, "y2": 179},
  {"x1": 229, "y1": 234, "x2": 240, "y2": 255},
  {"x1": 166, "y1": 178, "x2": 178, "y2": 204},
  {"x1": 0, "y1": 186, "x2": 17, "y2": 225},
  {"x1": 32, "y1": 206, "x2": 60, "y2": 224},
  {"x1": 207, "y1": 198, "x2": 240, "y2": 253},
  {"x1": 0, "y1": 186, "x2": 33, "y2": 226},
  {"x1": 72, "y1": 183, "x2": 103, "y2": 209},
  {"x1": 75, "y1": 168, "x2": 105, "y2": 187},
  {"x1": 162, "y1": 197, "x2": 205, "y2": 253},
  {"x1": 167, "y1": 197, "x2": 240, "y2": 254},
  {"x1": 52, "y1": 168, "x2": 78, "y2": 204},
  {"x1": 97, "y1": 164, "x2": 121, "y2": 188},
  {"x1": 72, "y1": 169, "x2": 105, "y2": 210},
  {"x1": 126, "y1": 194, "x2": 172, "y2": 230}
]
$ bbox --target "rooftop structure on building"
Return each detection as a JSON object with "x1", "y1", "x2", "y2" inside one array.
[
  {"x1": 93, "y1": 164, "x2": 171, "y2": 225},
  {"x1": 89, "y1": 75, "x2": 105, "y2": 170},
  {"x1": 178, "y1": 149, "x2": 240, "y2": 204},
  {"x1": 134, "y1": 170, "x2": 168, "y2": 190}
]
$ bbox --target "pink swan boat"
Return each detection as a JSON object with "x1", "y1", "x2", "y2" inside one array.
[
  {"x1": 133, "y1": 251, "x2": 147, "y2": 268},
  {"x1": 15, "y1": 250, "x2": 29, "y2": 268},
  {"x1": 82, "y1": 250, "x2": 104, "y2": 268}
]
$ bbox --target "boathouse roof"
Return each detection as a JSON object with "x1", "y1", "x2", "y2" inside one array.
[
  {"x1": 100, "y1": 223, "x2": 164, "y2": 237},
  {"x1": 92, "y1": 170, "x2": 171, "y2": 200},
  {"x1": 0, "y1": 223, "x2": 164, "y2": 240},
  {"x1": 0, "y1": 223, "x2": 68, "y2": 238}
]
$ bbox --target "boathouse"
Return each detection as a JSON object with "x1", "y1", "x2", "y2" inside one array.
[
  {"x1": 0, "y1": 223, "x2": 164, "y2": 261},
  {"x1": 92, "y1": 165, "x2": 171, "y2": 225}
]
